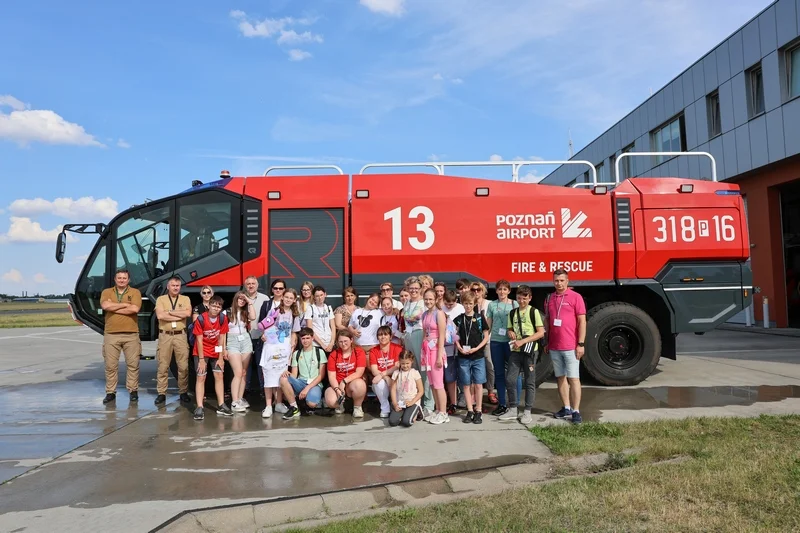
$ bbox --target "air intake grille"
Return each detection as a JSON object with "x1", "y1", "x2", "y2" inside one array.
[{"x1": 616, "y1": 198, "x2": 633, "y2": 244}]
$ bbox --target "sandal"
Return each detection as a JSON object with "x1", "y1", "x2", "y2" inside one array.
[{"x1": 487, "y1": 392, "x2": 499, "y2": 405}]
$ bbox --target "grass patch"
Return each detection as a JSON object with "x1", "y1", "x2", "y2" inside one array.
[
  {"x1": 290, "y1": 416, "x2": 800, "y2": 532},
  {"x1": 0, "y1": 312, "x2": 77, "y2": 328},
  {"x1": 0, "y1": 302, "x2": 68, "y2": 312}
]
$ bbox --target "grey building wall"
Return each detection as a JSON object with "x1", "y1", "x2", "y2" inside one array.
[{"x1": 544, "y1": 0, "x2": 800, "y2": 186}]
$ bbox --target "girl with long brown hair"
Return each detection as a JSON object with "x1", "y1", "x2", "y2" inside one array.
[{"x1": 227, "y1": 291, "x2": 255, "y2": 412}]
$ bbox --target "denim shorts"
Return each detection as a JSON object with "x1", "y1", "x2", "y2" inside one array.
[
  {"x1": 226, "y1": 333, "x2": 253, "y2": 355},
  {"x1": 287, "y1": 376, "x2": 323, "y2": 406},
  {"x1": 550, "y1": 349, "x2": 580, "y2": 379},
  {"x1": 444, "y1": 355, "x2": 458, "y2": 383},
  {"x1": 457, "y1": 357, "x2": 486, "y2": 386}
]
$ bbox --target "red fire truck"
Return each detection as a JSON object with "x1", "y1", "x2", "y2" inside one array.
[{"x1": 56, "y1": 154, "x2": 751, "y2": 386}]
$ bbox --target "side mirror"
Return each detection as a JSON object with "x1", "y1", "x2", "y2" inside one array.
[{"x1": 55, "y1": 232, "x2": 67, "y2": 264}]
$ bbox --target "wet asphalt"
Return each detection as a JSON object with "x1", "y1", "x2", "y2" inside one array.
[{"x1": 0, "y1": 326, "x2": 799, "y2": 532}]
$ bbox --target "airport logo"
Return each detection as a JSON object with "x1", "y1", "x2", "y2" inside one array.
[{"x1": 561, "y1": 208, "x2": 592, "y2": 238}]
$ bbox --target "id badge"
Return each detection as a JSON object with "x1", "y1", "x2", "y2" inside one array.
[
  {"x1": 427, "y1": 339, "x2": 436, "y2": 349},
  {"x1": 462, "y1": 345, "x2": 471, "y2": 352},
  {"x1": 498, "y1": 328, "x2": 506, "y2": 335},
  {"x1": 553, "y1": 319, "x2": 563, "y2": 327},
  {"x1": 214, "y1": 345, "x2": 222, "y2": 353},
  {"x1": 398, "y1": 400, "x2": 406, "y2": 408},
  {"x1": 237, "y1": 334, "x2": 245, "y2": 341},
  {"x1": 171, "y1": 321, "x2": 177, "y2": 329}
]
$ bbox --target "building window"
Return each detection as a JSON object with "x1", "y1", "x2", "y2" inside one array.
[
  {"x1": 746, "y1": 64, "x2": 765, "y2": 117},
  {"x1": 651, "y1": 115, "x2": 686, "y2": 163},
  {"x1": 788, "y1": 45, "x2": 800, "y2": 99},
  {"x1": 620, "y1": 143, "x2": 635, "y2": 180},
  {"x1": 707, "y1": 91, "x2": 721, "y2": 138}
]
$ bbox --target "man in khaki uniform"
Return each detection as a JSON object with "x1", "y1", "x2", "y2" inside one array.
[
  {"x1": 100, "y1": 269, "x2": 142, "y2": 404},
  {"x1": 154, "y1": 276, "x2": 192, "y2": 405}
]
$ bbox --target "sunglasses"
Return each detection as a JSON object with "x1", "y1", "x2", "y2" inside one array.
[
  {"x1": 471, "y1": 288, "x2": 483, "y2": 292},
  {"x1": 273, "y1": 287, "x2": 285, "y2": 291},
  {"x1": 201, "y1": 291, "x2": 212, "y2": 295},
  {"x1": 381, "y1": 288, "x2": 392, "y2": 292}
]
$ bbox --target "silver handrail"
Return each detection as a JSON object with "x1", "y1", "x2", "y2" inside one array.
[
  {"x1": 614, "y1": 151, "x2": 717, "y2": 183},
  {"x1": 264, "y1": 165, "x2": 344, "y2": 176},
  {"x1": 359, "y1": 160, "x2": 599, "y2": 184}
]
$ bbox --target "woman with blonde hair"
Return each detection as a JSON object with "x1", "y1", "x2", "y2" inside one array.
[
  {"x1": 227, "y1": 291, "x2": 256, "y2": 412},
  {"x1": 298, "y1": 281, "x2": 314, "y2": 316},
  {"x1": 419, "y1": 275, "x2": 434, "y2": 293},
  {"x1": 192, "y1": 285, "x2": 215, "y2": 322},
  {"x1": 401, "y1": 276, "x2": 433, "y2": 418}
]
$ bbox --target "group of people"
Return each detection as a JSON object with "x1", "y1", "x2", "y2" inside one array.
[{"x1": 100, "y1": 270, "x2": 587, "y2": 426}]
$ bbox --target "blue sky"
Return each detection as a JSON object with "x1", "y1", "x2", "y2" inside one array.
[{"x1": 0, "y1": 0, "x2": 771, "y2": 295}]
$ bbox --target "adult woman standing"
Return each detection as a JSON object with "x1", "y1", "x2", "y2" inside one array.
[
  {"x1": 258, "y1": 288, "x2": 301, "y2": 419},
  {"x1": 192, "y1": 285, "x2": 214, "y2": 321},
  {"x1": 227, "y1": 291, "x2": 255, "y2": 412},
  {"x1": 334, "y1": 287, "x2": 359, "y2": 334},
  {"x1": 401, "y1": 276, "x2": 432, "y2": 417}
]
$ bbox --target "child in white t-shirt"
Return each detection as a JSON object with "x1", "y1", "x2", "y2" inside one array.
[{"x1": 389, "y1": 350, "x2": 424, "y2": 427}]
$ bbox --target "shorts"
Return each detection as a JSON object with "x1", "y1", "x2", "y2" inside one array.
[
  {"x1": 226, "y1": 333, "x2": 253, "y2": 355},
  {"x1": 444, "y1": 355, "x2": 458, "y2": 383},
  {"x1": 193, "y1": 355, "x2": 223, "y2": 376},
  {"x1": 458, "y1": 357, "x2": 487, "y2": 386},
  {"x1": 287, "y1": 376, "x2": 323, "y2": 406},
  {"x1": 427, "y1": 364, "x2": 445, "y2": 390},
  {"x1": 551, "y1": 349, "x2": 580, "y2": 379}
]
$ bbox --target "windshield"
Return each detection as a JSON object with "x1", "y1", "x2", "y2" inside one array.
[{"x1": 115, "y1": 205, "x2": 171, "y2": 288}]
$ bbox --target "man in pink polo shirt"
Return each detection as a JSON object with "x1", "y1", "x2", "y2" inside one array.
[{"x1": 544, "y1": 269, "x2": 587, "y2": 424}]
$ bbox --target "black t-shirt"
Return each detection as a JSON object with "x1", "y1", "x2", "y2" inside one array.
[{"x1": 454, "y1": 312, "x2": 489, "y2": 360}]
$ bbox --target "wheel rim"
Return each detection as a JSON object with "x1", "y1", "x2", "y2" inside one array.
[{"x1": 597, "y1": 324, "x2": 644, "y2": 370}]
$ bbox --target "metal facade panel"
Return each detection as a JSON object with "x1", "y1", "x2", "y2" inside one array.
[
  {"x1": 631, "y1": 107, "x2": 641, "y2": 139},
  {"x1": 691, "y1": 62, "x2": 705, "y2": 103},
  {"x1": 708, "y1": 136, "x2": 726, "y2": 181},
  {"x1": 635, "y1": 134, "x2": 649, "y2": 155},
  {"x1": 766, "y1": 107, "x2": 786, "y2": 162},
  {"x1": 704, "y1": 52, "x2": 719, "y2": 94},
  {"x1": 759, "y1": 6, "x2": 778, "y2": 55},
  {"x1": 695, "y1": 97, "x2": 709, "y2": 146},
  {"x1": 678, "y1": 154, "x2": 690, "y2": 178},
  {"x1": 681, "y1": 71, "x2": 695, "y2": 107},
  {"x1": 734, "y1": 124, "x2": 752, "y2": 173},
  {"x1": 664, "y1": 83, "x2": 676, "y2": 118},
  {"x1": 673, "y1": 76, "x2": 685, "y2": 110},
  {"x1": 719, "y1": 79, "x2": 735, "y2": 134},
  {"x1": 729, "y1": 31, "x2": 745, "y2": 75},
  {"x1": 667, "y1": 157, "x2": 679, "y2": 178},
  {"x1": 684, "y1": 102, "x2": 698, "y2": 149},
  {"x1": 762, "y1": 51, "x2": 781, "y2": 112},
  {"x1": 716, "y1": 41, "x2": 732, "y2": 83},
  {"x1": 696, "y1": 142, "x2": 713, "y2": 179},
  {"x1": 749, "y1": 114, "x2": 769, "y2": 169},
  {"x1": 612, "y1": 123, "x2": 621, "y2": 150},
  {"x1": 783, "y1": 96, "x2": 800, "y2": 156},
  {"x1": 722, "y1": 131, "x2": 739, "y2": 179},
  {"x1": 731, "y1": 72, "x2": 749, "y2": 127},
  {"x1": 776, "y1": 0, "x2": 798, "y2": 47},
  {"x1": 742, "y1": 19, "x2": 762, "y2": 68},
  {"x1": 646, "y1": 98, "x2": 657, "y2": 130},
  {"x1": 655, "y1": 90, "x2": 665, "y2": 125}
]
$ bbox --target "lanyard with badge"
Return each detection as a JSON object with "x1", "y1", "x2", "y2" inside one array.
[
  {"x1": 115, "y1": 287, "x2": 128, "y2": 303},
  {"x1": 397, "y1": 369, "x2": 410, "y2": 408},
  {"x1": 496, "y1": 301, "x2": 512, "y2": 336},
  {"x1": 168, "y1": 295, "x2": 179, "y2": 329},
  {"x1": 553, "y1": 295, "x2": 566, "y2": 327},
  {"x1": 461, "y1": 316, "x2": 474, "y2": 352}
]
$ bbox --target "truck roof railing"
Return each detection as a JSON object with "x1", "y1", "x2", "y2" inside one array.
[
  {"x1": 359, "y1": 160, "x2": 599, "y2": 185},
  {"x1": 263, "y1": 165, "x2": 345, "y2": 176},
  {"x1": 614, "y1": 151, "x2": 717, "y2": 183}
]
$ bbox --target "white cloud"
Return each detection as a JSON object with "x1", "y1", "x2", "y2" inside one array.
[
  {"x1": 360, "y1": 0, "x2": 406, "y2": 17},
  {"x1": 519, "y1": 172, "x2": 546, "y2": 183},
  {"x1": 116, "y1": 138, "x2": 131, "y2": 149},
  {"x1": 9, "y1": 196, "x2": 119, "y2": 220},
  {"x1": 451, "y1": 78, "x2": 463, "y2": 85},
  {"x1": 278, "y1": 30, "x2": 323, "y2": 45},
  {"x1": 432, "y1": 73, "x2": 444, "y2": 81},
  {"x1": 0, "y1": 95, "x2": 103, "y2": 147},
  {"x1": 489, "y1": 154, "x2": 503, "y2": 162},
  {"x1": 288, "y1": 49, "x2": 313, "y2": 61},
  {"x1": 33, "y1": 273, "x2": 53, "y2": 284},
  {"x1": 428, "y1": 153, "x2": 446, "y2": 161},
  {"x1": 2, "y1": 269, "x2": 23, "y2": 283},
  {"x1": 0, "y1": 217, "x2": 77, "y2": 244}
]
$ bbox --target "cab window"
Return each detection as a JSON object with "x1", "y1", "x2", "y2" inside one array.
[
  {"x1": 178, "y1": 193, "x2": 234, "y2": 266},
  {"x1": 115, "y1": 204, "x2": 171, "y2": 287}
]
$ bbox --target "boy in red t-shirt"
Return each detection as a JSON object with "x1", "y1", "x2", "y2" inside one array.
[
  {"x1": 192, "y1": 296, "x2": 231, "y2": 420},
  {"x1": 369, "y1": 325, "x2": 402, "y2": 418},
  {"x1": 323, "y1": 330, "x2": 367, "y2": 418}
]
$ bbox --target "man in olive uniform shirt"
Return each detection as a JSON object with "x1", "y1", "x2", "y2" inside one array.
[
  {"x1": 100, "y1": 269, "x2": 142, "y2": 404},
  {"x1": 154, "y1": 276, "x2": 193, "y2": 405}
]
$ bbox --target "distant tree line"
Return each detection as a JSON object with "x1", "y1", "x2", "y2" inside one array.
[{"x1": 0, "y1": 293, "x2": 70, "y2": 300}]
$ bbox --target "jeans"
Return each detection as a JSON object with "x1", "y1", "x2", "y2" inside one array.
[
  {"x1": 490, "y1": 341, "x2": 522, "y2": 406},
  {"x1": 506, "y1": 351, "x2": 536, "y2": 410},
  {"x1": 287, "y1": 376, "x2": 322, "y2": 406}
]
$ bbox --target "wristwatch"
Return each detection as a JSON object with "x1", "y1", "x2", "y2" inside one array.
[{"x1": 577, "y1": 342, "x2": 585, "y2": 347}]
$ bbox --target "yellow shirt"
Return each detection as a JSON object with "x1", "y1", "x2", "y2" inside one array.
[
  {"x1": 101, "y1": 287, "x2": 142, "y2": 334},
  {"x1": 155, "y1": 294, "x2": 192, "y2": 331}
]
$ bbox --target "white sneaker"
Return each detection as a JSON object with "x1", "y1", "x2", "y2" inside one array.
[
  {"x1": 335, "y1": 403, "x2": 346, "y2": 414},
  {"x1": 274, "y1": 403, "x2": 288, "y2": 414},
  {"x1": 379, "y1": 411, "x2": 390, "y2": 419},
  {"x1": 353, "y1": 406, "x2": 364, "y2": 418},
  {"x1": 442, "y1": 413, "x2": 450, "y2": 424},
  {"x1": 520, "y1": 412, "x2": 533, "y2": 425},
  {"x1": 261, "y1": 405, "x2": 272, "y2": 419},
  {"x1": 231, "y1": 400, "x2": 247, "y2": 413},
  {"x1": 239, "y1": 398, "x2": 250, "y2": 409},
  {"x1": 499, "y1": 408, "x2": 520, "y2": 421},
  {"x1": 422, "y1": 408, "x2": 433, "y2": 421},
  {"x1": 429, "y1": 411, "x2": 445, "y2": 425}
]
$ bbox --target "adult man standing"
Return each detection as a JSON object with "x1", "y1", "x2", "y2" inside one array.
[
  {"x1": 100, "y1": 269, "x2": 142, "y2": 404},
  {"x1": 154, "y1": 276, "x2": 192, "y2": 405},
  {"x1": 545, "y1": 269, "x2": 587, "y2": 424}
]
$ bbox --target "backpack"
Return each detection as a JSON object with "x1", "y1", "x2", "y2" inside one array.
[
  {"x1": 509, "y1": 306, "x2": 543, "y2": 363},
  {"x1": 292, "y1": 345, "x2": 327, "y2": 370}
]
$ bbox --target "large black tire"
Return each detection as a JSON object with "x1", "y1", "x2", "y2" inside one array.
[
  {"x1": 584, "y1": 302, "x2": 661, "y2": 386},
  {"x1": 535, "y1": 350, "x2": 554, "y2": 386}
]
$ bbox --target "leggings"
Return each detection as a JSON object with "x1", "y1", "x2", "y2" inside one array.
[{"x1": 388, "y1": 404, "x2": 420, "y2": 427}]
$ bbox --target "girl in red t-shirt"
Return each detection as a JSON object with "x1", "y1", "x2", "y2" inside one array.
[
  {"x1": 369, "y1": 325, "x2": 402, "y2": 418},
  {"x1": 324, "y1": 330, "x2": 367, "y2": 418}
]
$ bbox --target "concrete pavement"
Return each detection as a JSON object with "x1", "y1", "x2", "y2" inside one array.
[{"x1": 0, "y1": 326, "x2": 798, "y2": 532}]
